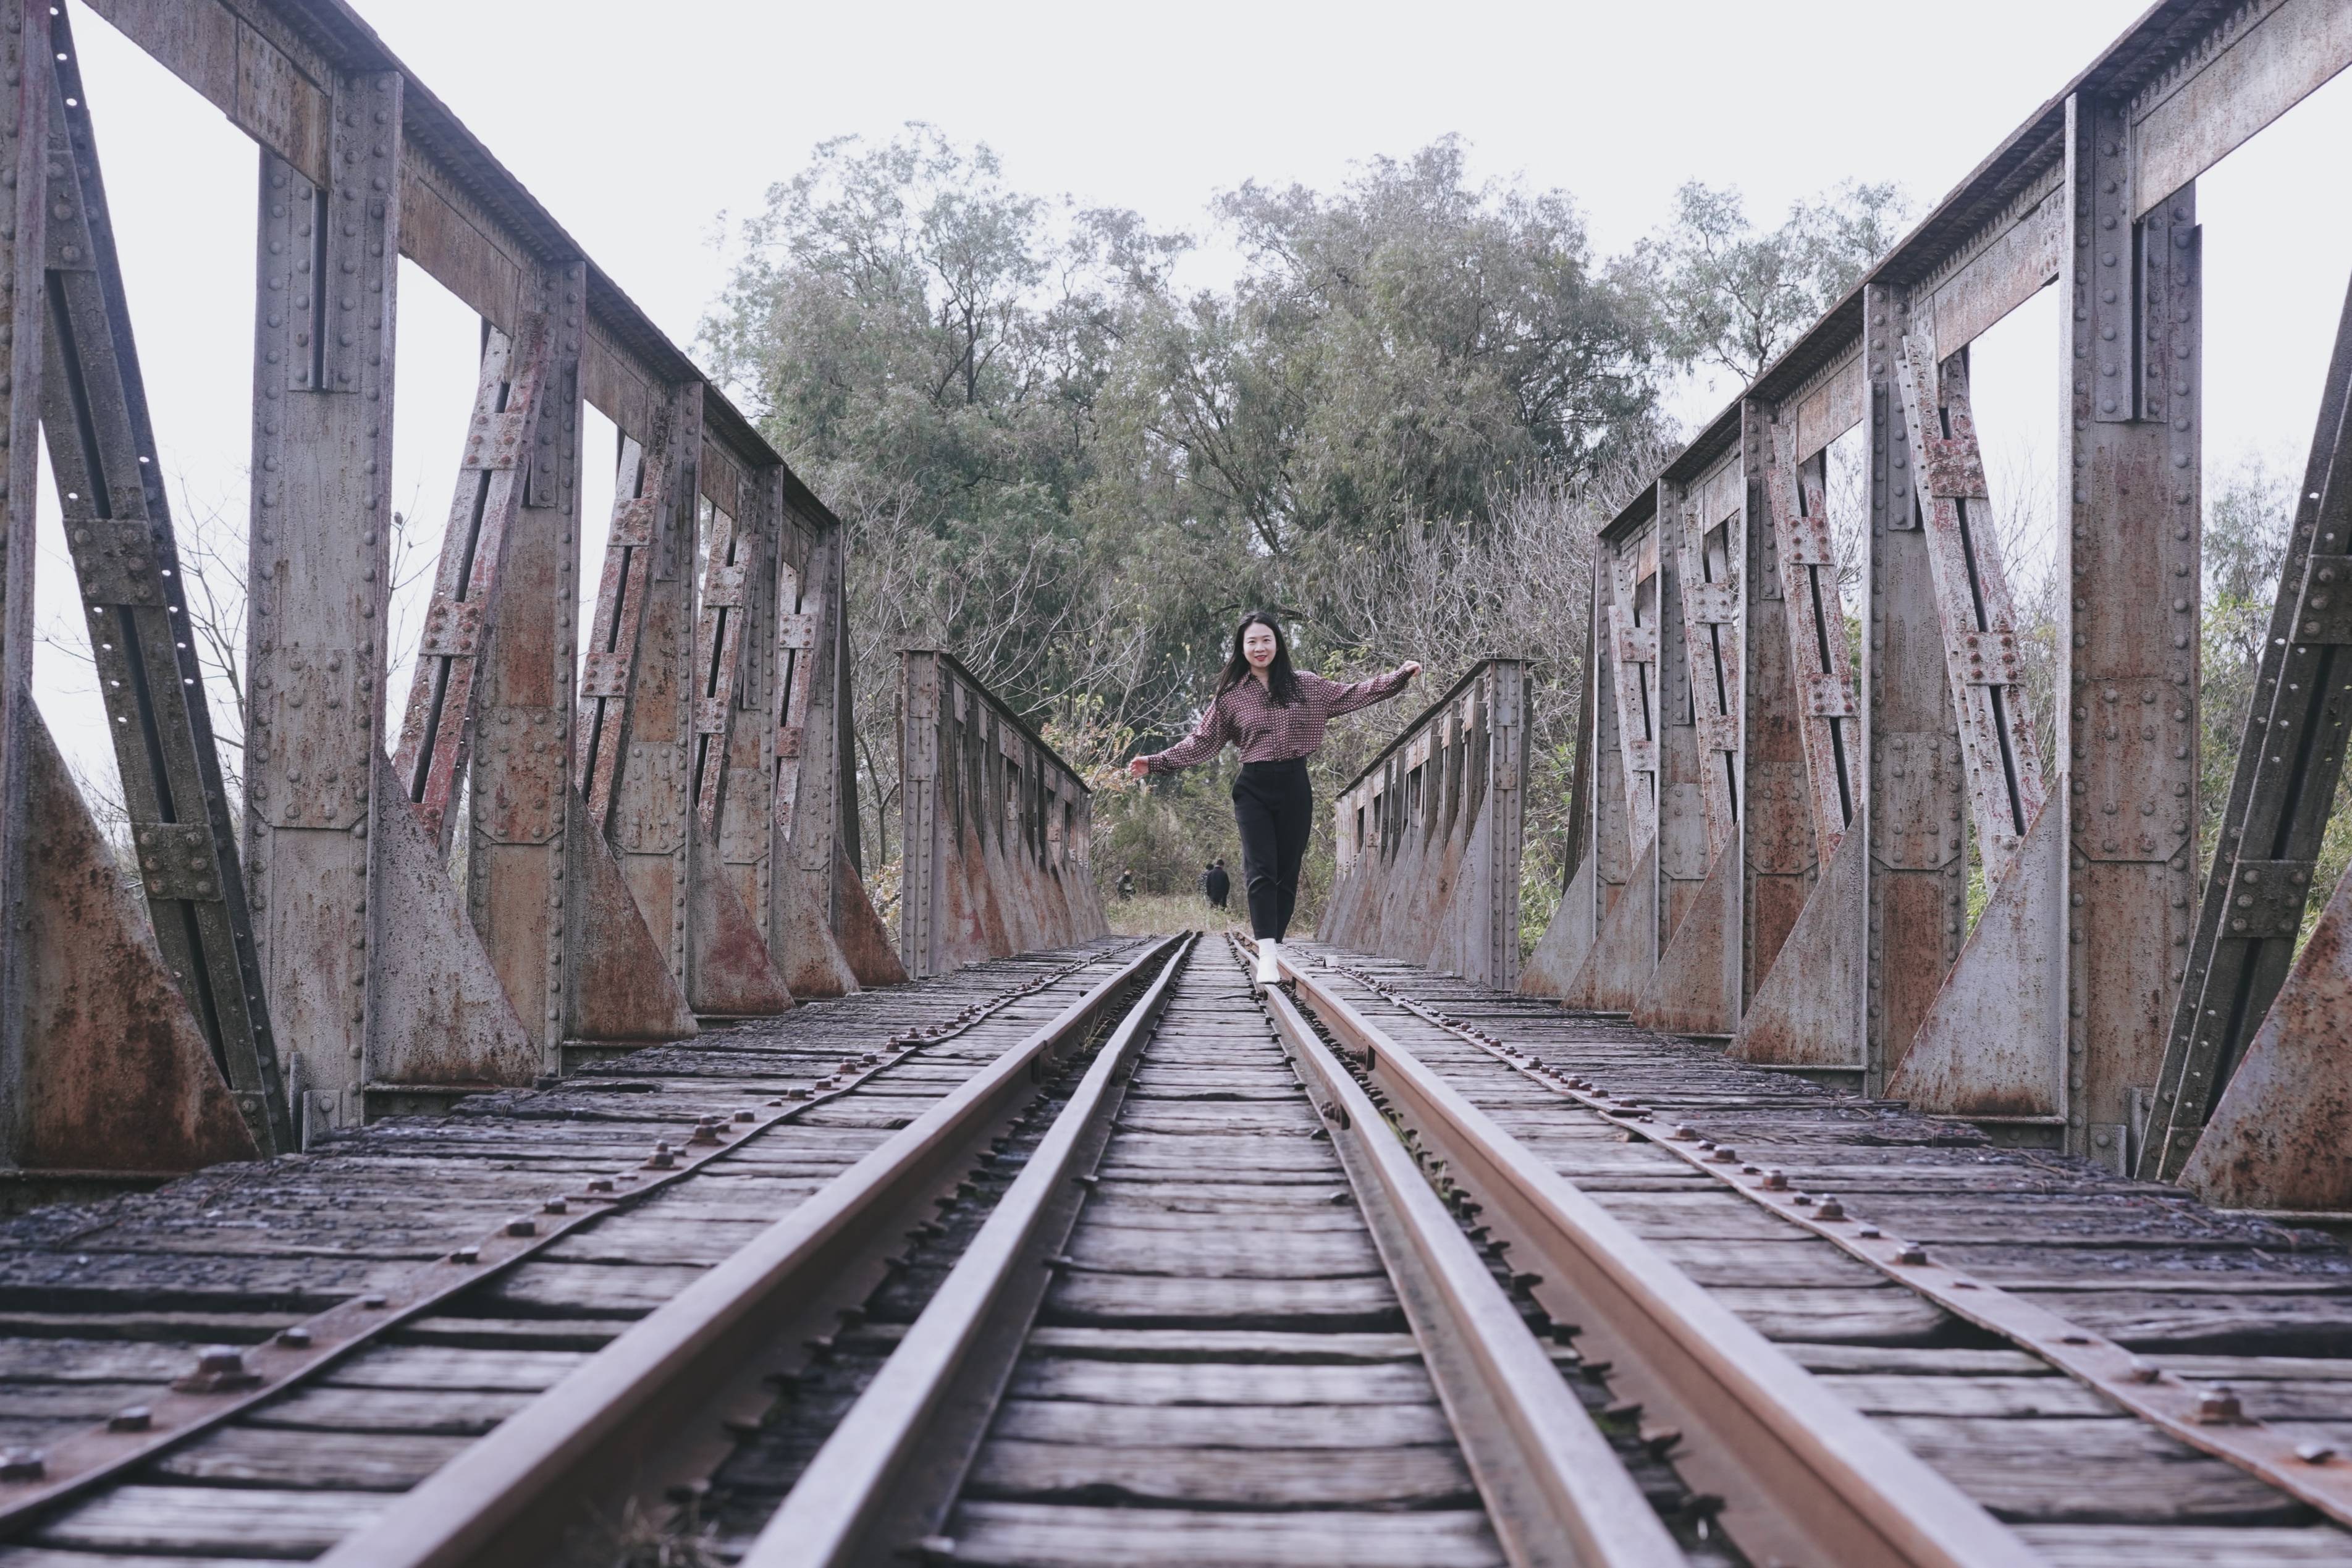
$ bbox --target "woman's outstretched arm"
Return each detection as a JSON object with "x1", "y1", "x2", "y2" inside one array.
[
  {"x1": 1136, "y1": 696, "x2": 1233, "y2": 774},
  {"x1": 1309, "y1": 662, "x2": 1421, "y2": 718}
]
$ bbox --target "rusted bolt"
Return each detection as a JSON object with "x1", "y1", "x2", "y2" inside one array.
[
  {"x1": 1815, "y1": 1196, "x2": 1845, "y2": 1220},
  {"x1": 734, "y1": 1109, "x2": 756, "y2": 1122},
  {"x1": 449, "y1": 1247, "x2": 479, "y2": 1264},
  {"x1": 543, "y1": 1198, "x2": 568, "y2": 1215},
  {"x1": 688, "y1": 1118, "x2": 723, "y2": 1145},
  {"x1": 2126, "y1": 1358, "x2": 2160, "y2": 1383},
  {"x1": 505, "y1": 1218, "x2": 536, "y2": 1237},
  {"x1": 276, "y1": 1327, "x2": 313, "y2": 1347},
  {"x1": 2296, "y1": 1440, "x2": 2337, "y2": 1464},
  {"x1": 2195, "y1": 1385, "x2": 2243, "y2": 1424},
  {"x1": 586, "y1": 1178, "x2": 615, "y2": 1193},
  {"x1": 788, "y1": 1087, "x2": 810, "y2": 1099},
  {"x1": 0, "y1": 1449, "x2": 43, "y2": 1480},
  {"x1": 1792, "y1": 1192, "x2": 1814, "y2": 1207},
  {"x1": 1895, "y1": 1244, "x2": 1928, "y2": 1265},
  {"x1": 1669, "y1": 1123, "x2": 1697, "y2": 1140},
  {"x1": 839, "y1": 1060, "x2": 861, "y2": 1076},
  {"x1": 172, "y1": 1347, "x2": 262, "y2": 1393},
  {"x1": 860, "y1": 1052, "x2": 880, "y2": 1066},
  {"x1": 1762, "y1": 1170, "x2": 1789, "y2": 1191},
  {"x1": 644, "y1": 1142, "x2": 676, "y2": 1170},
  {"x1": 107, "y1": 1407, "x2": 152, "y2": 1433},
  {"x1": 1856, "y1": 1225, "x2": 1882, "y2": 1239},
  {"x1": 1708, "y1": 1146, "x2": 1737, "y2": 1162}
]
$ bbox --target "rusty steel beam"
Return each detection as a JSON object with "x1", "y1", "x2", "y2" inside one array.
[
  {"x1": 775, "y1": 518, "x2": 902, "y2": 993},
  {"x1": 896, "y1": 651, "x2": 1105, "y2": 981},
  {"x1": 243, "y1": 62, "x2": 403, "y2": 1139},
  {"x1": 1566, "y1": 520, "x2": 1656, "y2": 1011},
  {"x1": 1732, "y1": 403, "x2": 1816, "y2": 1026},
  {"x1": 677, "y1": 432, "x2": 790, "y2": 1016},
  {"x1": 1523, "y1": 588, "x2": 1600, "y2": 997},
  {"x1": 390, "y1": 317, "x2": 554, "y2": 849},
  {"x1": 37, "y1": 9, "x2": 291, "y2": 1154},
  {"x1": 1861, "y1": 285, "x2": 1968, "y2": 1095},
  {"x1": 1892, "y1": 335, "x2": 2046, "y2": 883},
  {"x1": 2143, "y1": 263, "x2": 2352, "y2": 1186},
  {"x1": 2059, "y1": 106, "x2": 2201, "y2": 1169},
  {"x1": 1323, "y1": 659, "x2": 1530, "y2": 991}
]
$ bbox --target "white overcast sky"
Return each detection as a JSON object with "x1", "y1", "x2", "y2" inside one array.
[{"x1": 36, "y1": 0, "x2": 2352, "y2": 793}]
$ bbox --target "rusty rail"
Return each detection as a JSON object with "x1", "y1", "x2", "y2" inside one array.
[
  {"x1": 1271, "y1": 945, "x2": 2028, "y2": 1567},
  {"x1": 312, "y1": 935, "x2": 1182, "y2": 1568}
]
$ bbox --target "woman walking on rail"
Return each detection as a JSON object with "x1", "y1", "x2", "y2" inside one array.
[{"x1": 1129, "y1": 613, "x2": 1419, "y2": 985}]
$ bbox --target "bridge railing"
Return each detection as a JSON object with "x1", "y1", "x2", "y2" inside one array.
[
  {"x1": 0, "y1": 0, "x2": 903, "y2": 1178},
  {"x1": 897, "y1": 651, "x2": 1108, "y2": 980},
  {"x1": 1321, "y1": 659, "x2": 1529, "y2": 990},
  {"x1": 1522, "y1": 0, "x2": 2352, "y2": 1215}
]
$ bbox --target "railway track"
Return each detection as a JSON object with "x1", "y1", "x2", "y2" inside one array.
[
  {"x1": 1, "y1": 931, "x2": 2348, "y2": 1566},
  {"x1": 0, "y1": 937, "x2": 1158, "y2": 1564}
]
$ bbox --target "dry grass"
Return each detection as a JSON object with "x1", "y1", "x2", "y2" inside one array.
[{"x1": 1103, "y1": 890, "x2": 1266, "y2": 938}]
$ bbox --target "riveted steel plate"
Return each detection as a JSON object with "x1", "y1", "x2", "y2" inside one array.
[
  {"x1": 608, "y1": 495, "x2": 657, "y2": 547},
  {"x1": 1685, "y1": 581, "x2": 1737, "y2": 625},
  {"x1": 702, "y1": 562, "x2": 746, "y2": 609},
  {"x1": 1949, "y1": 627, "x2": 2024, "y2": 686},
  {"x1": 1612, "y1": 623, "x2": 1658, "y2": 665},
  {"x1": 778, "y1": 611, "x2": 817, "y2": 651},
  {"x1": 1802, "y1": 669, "x2": 1853, "y2": 717},
  {"x1": 475, "y1": 710, "x2": 561, "y2": 843},
  {"x1": 65, "y1": 518, "x2": 163, "y2": 607},
  {"x1": 418, "y1": 596, "x2": 485, "y2": 658},
  {"x1": 259, "y1": 647, "x2": 369, "y2": 828},
  {"x1": 693, "y1": 696, "x2": 728, "y2": 736},
  {"x1": 1696, "y1": 712, "x2": 1738, "y2": 756},
  {"x1": 1878, "y1": 733, "x2": 1960, "y2": 872},
  {"x1": 580, "y1": 651, "x2": 631, "y2": 700},
  {"x1": 616, "y1": 746, "x2": 685, "y2": 854},
  {"x1": 1923, "y1": 436, "x2": 1989, "y2": 499},
  {"x1": 2292, "y1": 554, "x2": 2352, "y2": 645},
  {"x1": 133, "y1": 822, "x2": 221, "y2": 901},
  {"x1": 463, "y1": 408, "x2": 530, "y2": 471},
  {"x1": 2216, "y1": 858, "x2": 2317, "y2": 940},
  {"x1": 2074, "y1": 676, "x2": 2194, "y2": 863}
]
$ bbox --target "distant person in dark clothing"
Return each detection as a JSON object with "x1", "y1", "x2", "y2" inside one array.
[
  {"x1": 1117, "y1": 867, "x2": 1136, "y2": 901},
  {"x1": 1202, "y1": 859, "x2": 1230, "y2": 911}
]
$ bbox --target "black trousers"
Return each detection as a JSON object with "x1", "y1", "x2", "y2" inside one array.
[{"x1": 1232, "y1": 759, "x2": 1312, "y2": 940}]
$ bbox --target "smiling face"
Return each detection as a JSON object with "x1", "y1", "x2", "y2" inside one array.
[{"x1": 1242, "y1": 622, "x2": 1279, "y2": 671}]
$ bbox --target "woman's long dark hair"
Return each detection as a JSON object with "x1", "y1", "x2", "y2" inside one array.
[{"x1": 1215, "y1": 612, "x2": 1304, "y2": 707}]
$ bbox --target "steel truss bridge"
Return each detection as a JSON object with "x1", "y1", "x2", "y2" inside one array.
[{"x1": 0, "y1": 2, "x2": 2348, "y2": 1565}]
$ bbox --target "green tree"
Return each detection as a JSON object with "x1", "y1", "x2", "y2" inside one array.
[
  {"x1": 1103, "y1": 140, "x2": 1661, "y2": 560},
  {"x1": 1639, "y1": 178, "x2": 1910, "y2": 381}
]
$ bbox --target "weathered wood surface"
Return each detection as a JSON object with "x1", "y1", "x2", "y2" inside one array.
[{"x1": 1308, "y1": 944, "x2": 2352, "y2": 1546}]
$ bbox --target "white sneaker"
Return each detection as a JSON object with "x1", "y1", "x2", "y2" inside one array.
[{"x1": 1254, "y1": 940, "x2": 1282, "y2": 987}]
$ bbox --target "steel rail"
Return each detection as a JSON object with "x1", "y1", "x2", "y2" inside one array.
[
  {"x1": 1257, "y1": 945, "x2": 1685, "y2": 1568},
  {"x1": 736, "y1": 933, "x2": 1195, "y2": 1566},
  {"x1": 316, "y1": 934, "x2": 1186, "y2": 1568},
  {"x1": 1270, "y1": 946, "x2": 2029, "y2": 1568},
  {"x1": 0, "y1": 944, "x2": 1140, "y2": 1531},
  {"x1": 1323, "y1": 955, "x2": 2352, "y2": 1527}
]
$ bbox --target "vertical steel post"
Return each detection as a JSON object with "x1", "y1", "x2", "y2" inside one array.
[
  {"x1": 1739, "y1": 400, "x2": 1815, "y2": 1016},
  {"x1": 1653, "y1": 484, "x2": 1711, "y2": 954},
  {"x1": 467, "y1": 263, "x2": 584, "y2": 1070},
  {"x1": 2061, "y1": 96, "x2": 2201, "y2": 1168},
  {"x1": 1865, "y1": 285, "x2": 1968, "y2": 1094},
  {"x1": 0, "y1": 0, "x2": 47, "y2": 1158},
  {"x1": 245, "y1": 68, "x2": 402, "y2": 1136}
]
